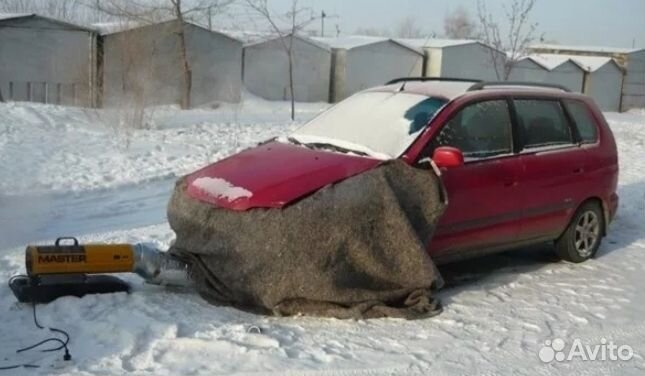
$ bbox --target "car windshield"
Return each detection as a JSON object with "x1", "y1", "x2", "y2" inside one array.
[{"x1": 287, "y1": 92, "x2": 447, "y2": 159}]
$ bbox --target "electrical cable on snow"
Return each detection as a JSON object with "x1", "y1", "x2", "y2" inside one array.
[
  {"x1": 1, "y1": 275, "x2": 73, "y2": 371},
  {"x1": 0, "y1": 364, "x2": 39, "y2": 371}
]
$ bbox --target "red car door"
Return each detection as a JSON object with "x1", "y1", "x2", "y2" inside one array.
[
  {"x1": 512, "y1": 98, "x2": 589, "y2": 241},
  {"x1": 425, "y1": 99, "x2": 523, "y2": 258}
]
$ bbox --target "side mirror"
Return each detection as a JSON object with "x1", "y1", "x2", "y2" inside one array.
[{"x1": 432, "y1": 146, "x2": 464, "y2": 169}]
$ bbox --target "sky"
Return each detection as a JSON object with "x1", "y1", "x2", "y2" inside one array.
[{"x1": 260, "y1": 0, "x2": 645, "y2": 49}]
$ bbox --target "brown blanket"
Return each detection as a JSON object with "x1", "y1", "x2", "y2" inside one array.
[{"x1": 168, "y1": 160, "x2": 447, "y2": 319}]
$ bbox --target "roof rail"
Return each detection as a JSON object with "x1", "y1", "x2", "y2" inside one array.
[
  {"x1": 468, "y1": 81, "x2": 571, "y2": 92},
  {"x1": 386, "y1": 77, "x2": 482, "y2": 85}
]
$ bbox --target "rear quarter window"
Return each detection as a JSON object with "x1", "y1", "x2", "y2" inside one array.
[{"x1": 564, "y1": 100, "x2": 599, "y2": 143}]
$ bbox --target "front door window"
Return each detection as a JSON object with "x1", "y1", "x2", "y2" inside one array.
[{"x1": 430, "y1": 100, "x2": 513, "y2": 160}]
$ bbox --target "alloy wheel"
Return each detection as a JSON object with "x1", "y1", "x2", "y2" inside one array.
[{"x1": 574, "y1": 211, "x2": 600, "y2": 258}]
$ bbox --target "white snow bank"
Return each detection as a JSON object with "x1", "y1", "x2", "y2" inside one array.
[
  {"x1": 191, "y1": 177, "x2": 252, "y2": 201},
  {"x1": 0, "y1": 96, "x2": 328, "y2": 195}
]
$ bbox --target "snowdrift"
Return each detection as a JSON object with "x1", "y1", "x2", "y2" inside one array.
[{"x1": 167, "y1": 160, "x2": 447, "y2": 319}]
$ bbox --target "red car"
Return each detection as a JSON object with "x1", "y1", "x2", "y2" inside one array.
[{"x1": 187, "y1": 79, "x2": 619, "y2": 264}]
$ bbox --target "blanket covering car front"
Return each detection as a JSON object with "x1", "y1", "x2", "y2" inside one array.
[{"x1": 167, "y1": 160, "x2": 447, "y2": 319}]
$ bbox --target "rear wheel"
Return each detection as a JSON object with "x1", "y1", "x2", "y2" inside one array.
[{"x1": 555, "y1": 202, "x2": 604, "y2": 263}]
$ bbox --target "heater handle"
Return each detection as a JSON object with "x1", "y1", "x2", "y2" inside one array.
[{"x1": 55, "y1": 237, "x2": 80, "y2": 248}]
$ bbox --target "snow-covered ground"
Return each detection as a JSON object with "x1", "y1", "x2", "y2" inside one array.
[
  {"x1": 0, "y1": 96, "x2": 328, "y2": 195},
  {"x1": 0, "y1": 100, "x2": 643, "y2": 375}
]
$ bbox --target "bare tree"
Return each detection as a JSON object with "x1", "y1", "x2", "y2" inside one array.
[
  {"x1": 94, "y1": 0, "x2": 234, "y2": 109},
  {"x1": 444, "y1": 6, "x2": 477, "y2": 39},
  {"x1": 0, "y1": 0, "x2": 87, "y2": 23},
  {"x1": 477, "y1": 0, "x2": 541, "y2": 80},
  {"x1": 244, "y1": 0, "x2": 320, "y2": 121},
  {"x1": 393, "y1": 16, "x2": 425, "y2": 38},
  {"x1": 172, "y1": 1, "x2": 192, "y2": 109}
]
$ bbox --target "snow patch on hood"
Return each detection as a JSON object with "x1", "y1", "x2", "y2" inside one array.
[{"x1": 191, "y1": 177, "x2": 253, "y2": 202}]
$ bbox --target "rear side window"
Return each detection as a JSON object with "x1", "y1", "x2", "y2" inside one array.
[
  {"x1": 432, "y1": 100, "x2": 512, "y2": 160},
  {"x1": 564, "y1": 100, "x2": 599, "y2": 143},
  {"x1": 514, "y1": 100, "x2": 573, "y2": 149}
]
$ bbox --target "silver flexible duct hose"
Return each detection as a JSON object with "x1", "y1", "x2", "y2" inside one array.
[{"x1": 132, "y1": 243, "x2": 192, "y2": 287}]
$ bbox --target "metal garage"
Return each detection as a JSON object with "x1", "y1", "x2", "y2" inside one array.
[
  {"x1": 100, "y1": 20, "x2": 243, "y2": 108},
  {"x1": 243, "y1": 34, "x2": 331, "y2": 103},
  {"x1": 509, "y1": 55, "x2": 585, "y2": 92},
  {"x1": 529, "y1": 44, "x2": 644, "y2": 111},
  {"x1": 315, "y1": 36, "x2": 424, "y2": 102},
  {"x1": 399, "y1": 38, "x2": 505, "y2": 81},
  {"x1": 0, "y1": 13, "x2": 98, "y2": 107},
  {"x1": 507, "y1": 56, "x2": 550, "y2": 83},
  {"x1": 573, "y1": 56, "x2": 624, "y2": 112}
]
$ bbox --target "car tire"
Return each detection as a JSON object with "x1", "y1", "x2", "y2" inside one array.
[{"x1": 555, "y1": 202, "x2": 604, "y2": 263}]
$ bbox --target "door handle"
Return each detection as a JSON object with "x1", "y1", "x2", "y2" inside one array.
[
  {"x1": 503, "y1": 181, "x2": 518, "y2": 187},
  {"x1": 573, "y1": 167, "x2": 585, "y2": 174}
]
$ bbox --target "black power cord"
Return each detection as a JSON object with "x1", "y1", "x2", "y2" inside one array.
[
  {"x1": 2, "y1": 275, "x2": 73, "y2": 371},
  {"x1": 22, "y1": 302, "x2": 71, "y2": 357},
  {"x1": 0, "y1": 365, "x2": 39, "y2": 371}
]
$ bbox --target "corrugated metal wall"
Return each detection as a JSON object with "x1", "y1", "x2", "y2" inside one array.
[
  {"x1": 0, "y1": 16, "x2": 97, "y2": 107},
  {"x1": 101, "y1": 22, "x2": 242, "y2": 108},
  {"x1": 528, "y1": 46, "x2": 644, "y2": 111},
  {"x1": 438, "y1": 43, "x2": 503, "y2": 81},
  {"x1": 543, "y1": 62, "x2": 585, "y2": 93},
  {"x1": 244, "y1": 37, "x2": 331, "y2": 102},
  {"x1": 622, "y1": 50, "x2": 645, "y2": 110},
  {"x1": 340, "y1": 41, "x2": 423, "y2": 101},
  {"x1": 508, "y1": 59, "x2": 549, "y2": 82},
  {"x1": 3, "y1": 16, "x2": 638, "y2": 111},
  {"x1": 584, "y1": 63, "x2": 623, "y2": 111}
]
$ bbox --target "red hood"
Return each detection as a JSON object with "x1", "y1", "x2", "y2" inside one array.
[{"x1": 185, "y1": 141, "x2": 382, "y2": 211}]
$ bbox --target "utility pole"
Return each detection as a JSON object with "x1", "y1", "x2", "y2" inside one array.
[
  {"x1": 208, "y1": 6, "x2": 212, "y2": 30},
  {"x1": 320, "y1": 10, "x2": 326, "y2": 37}
]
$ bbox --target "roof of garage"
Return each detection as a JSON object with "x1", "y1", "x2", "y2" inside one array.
[
  {"x1": 244, "y1": 33, "x2": 330, "y2": 51},
  {"x1": 0, "y1": 13, "x2": 95, "y2": 32},
  {"x1": 313, "y1": 36, "x2": 424, "y2": 55},
  {"x1": 531, "y1": 43, "x2": 645, "y2": 55},
  {"x1": 525, "y1": 53, "x2": 623, "y2": 73}
]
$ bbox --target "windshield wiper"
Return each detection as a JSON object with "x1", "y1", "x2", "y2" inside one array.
[
  {"x1": 304, "y1": 142, "x2": 370, "y2": 157},
  {"x1": 286, "y1": 136, "x2": 370, "y2": 157},
  {"x1": 287, "y1": 136, "x2": 303, "y2": 146}
]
